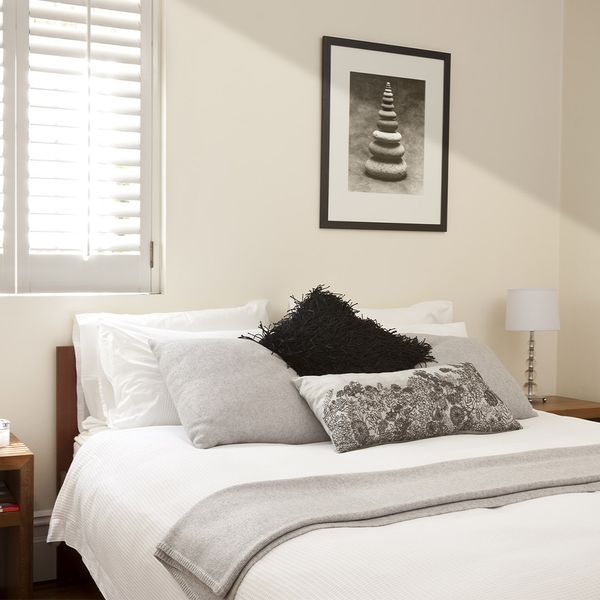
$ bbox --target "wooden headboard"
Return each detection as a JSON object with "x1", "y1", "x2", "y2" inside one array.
[
  {"x1": 56, "y1": 345, "x2": 96, "y2": 583},
  {"x1": 56, "y1": 346, "x2": 78, "y2": 494}
]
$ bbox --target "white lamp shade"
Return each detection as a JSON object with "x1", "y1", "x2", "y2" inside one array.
[{"x1": 505, "y1": 288, "x2": 560, "y2": 332}]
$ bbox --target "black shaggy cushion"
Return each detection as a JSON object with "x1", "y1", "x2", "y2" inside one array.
[{"x1": 246, "y1": 286, "x2": 434, "y2": 376}]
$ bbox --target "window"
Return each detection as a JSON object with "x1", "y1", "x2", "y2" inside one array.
[{"x1": 0, "y1": 0, "x2": 160, "y2": 294}]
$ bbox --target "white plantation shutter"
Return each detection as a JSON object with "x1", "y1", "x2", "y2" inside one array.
[{"x1": 0, "y1": 0, "x2": 159, "y2": 293}]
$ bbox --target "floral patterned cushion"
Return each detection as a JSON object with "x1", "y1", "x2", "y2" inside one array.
[{"x1": 295, "y1": 362, "x2": 522, "y2": 453}]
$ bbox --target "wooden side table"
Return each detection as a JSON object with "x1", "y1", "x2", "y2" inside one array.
[
  {"x1": 532, "y1": 396, "x2": 600, "y2": 422},
  {"x1": 0, "y1": 434, "x2": 33, "y2": 599}
]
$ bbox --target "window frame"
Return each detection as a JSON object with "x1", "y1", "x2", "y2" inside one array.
[
  {"x1": 1, "y1": 0, "x2": 162, "y2": 295},
  {"x1": 0, "y1": 0, "x2": 17, "y2": 293}
]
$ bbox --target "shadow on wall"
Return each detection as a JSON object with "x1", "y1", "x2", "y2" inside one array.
[{"x1": 177, "y1": 0, "x2": 585, "y2": 230}]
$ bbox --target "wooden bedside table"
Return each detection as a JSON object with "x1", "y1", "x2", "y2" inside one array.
[
  {"x1": 0, "y1": 434, "x2": 33, "y2": 599},
  {"x1": 531, "y1": 396, "x2": 600, "y2": 422}
]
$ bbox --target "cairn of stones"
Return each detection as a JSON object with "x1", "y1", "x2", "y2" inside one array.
[{"x1": 364, "y1": 81, "x2": 407, "y2": 181}]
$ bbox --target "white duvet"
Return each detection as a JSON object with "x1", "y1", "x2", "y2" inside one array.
[{"x1": 49, "y1": 411, "x2": 600, "y2": 600}]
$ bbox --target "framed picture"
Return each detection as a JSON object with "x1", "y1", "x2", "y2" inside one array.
[{"x1": 320, "y1": 36, "x2": 451, "y2": 231}]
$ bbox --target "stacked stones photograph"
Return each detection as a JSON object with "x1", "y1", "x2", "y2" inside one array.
[{"x1": 348, "y1": 72, "x2": 425, "y2": 195}]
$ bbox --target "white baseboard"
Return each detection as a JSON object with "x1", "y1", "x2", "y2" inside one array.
[{"x1": 33, "y1": 510, "x2": 56, "y2": 582}]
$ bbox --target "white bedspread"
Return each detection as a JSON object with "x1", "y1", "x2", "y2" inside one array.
[{"x1": 49, "y1": 412, "x2": 600, "y2": 600}]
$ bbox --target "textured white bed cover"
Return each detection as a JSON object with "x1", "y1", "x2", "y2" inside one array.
[{"x1": 50, "y1": 411, "x2": 600, "y2": 600}]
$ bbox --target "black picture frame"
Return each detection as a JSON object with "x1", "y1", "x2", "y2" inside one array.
[{"x1": 320, "y1": 36, "x2": 451, "y2": 232}]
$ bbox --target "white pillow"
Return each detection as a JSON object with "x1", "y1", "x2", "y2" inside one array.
[
  {"x1": 358, "y1": 301, "x2": 453, "y2": 328},
  {"x1": 98, "y1": 323, "x2": 259, "y2": 429},
  {"x1": 396, "y1": 322, "x2": 468, "y2": 337},
  {"x1": 73, "y1": 300, "x2": 270, "y2": 432},
  {"x1": 286, "y1": 298, "x2": 454, "y2": 326}
]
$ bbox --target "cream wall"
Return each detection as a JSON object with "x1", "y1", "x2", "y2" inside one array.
[
  {"x1": 0, "y1": 0, "x2": 563, "y2": 512},
  {"x1": 557, "y1": 0, "x2": 600, "y2": 402}
]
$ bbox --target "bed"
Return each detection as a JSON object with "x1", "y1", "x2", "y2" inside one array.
[
  {"x1": 50, "y1": 347, "x2": 600, "y2": 600},
  {"x1": 49, "y1": 296, "x2": 600, "y2": 599}
]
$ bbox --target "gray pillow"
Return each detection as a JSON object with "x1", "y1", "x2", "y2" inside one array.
[
  {"x1": 295, "y1": 362, "x2": 522, "y2": 453},
  {"x1": 420, "y1": 335, "x2": 535, "y2": 419},
  {"x1": 151, "y1": 338, "x2": 328, "y2": 449}
]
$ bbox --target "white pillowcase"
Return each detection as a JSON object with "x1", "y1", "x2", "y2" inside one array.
[
  {"x1": 286, "y1": 298, "x2": 454, "y2": 327},
  {"x1": 396, "y1": 322, "x2": 468, "y2": 337},
  {"x1": 358, "y1": 300, "x2": 453, "y2": 328},
  {"x1": 98, "y1": 323, "x2": 259, "y2": 429},
  {"x1": 73, "y1": 300, "x2": 270, "y2": 432}
]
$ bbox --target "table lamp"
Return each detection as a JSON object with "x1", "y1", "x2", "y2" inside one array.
[{"x1": 505, "y1": 288, "x2": 560, "y2": 402}]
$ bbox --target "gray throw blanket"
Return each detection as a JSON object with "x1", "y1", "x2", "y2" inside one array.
[{"x1": 155, "y1": 444, "x2": 600, "y2": 600}]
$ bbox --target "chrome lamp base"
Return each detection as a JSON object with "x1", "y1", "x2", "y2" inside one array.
[
  {"x1": 524, "y1": 331, "x2": 546, "y2": 403},
  {"x1": 528, "y1": 396, "x2": 547, "y2": 404}
]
